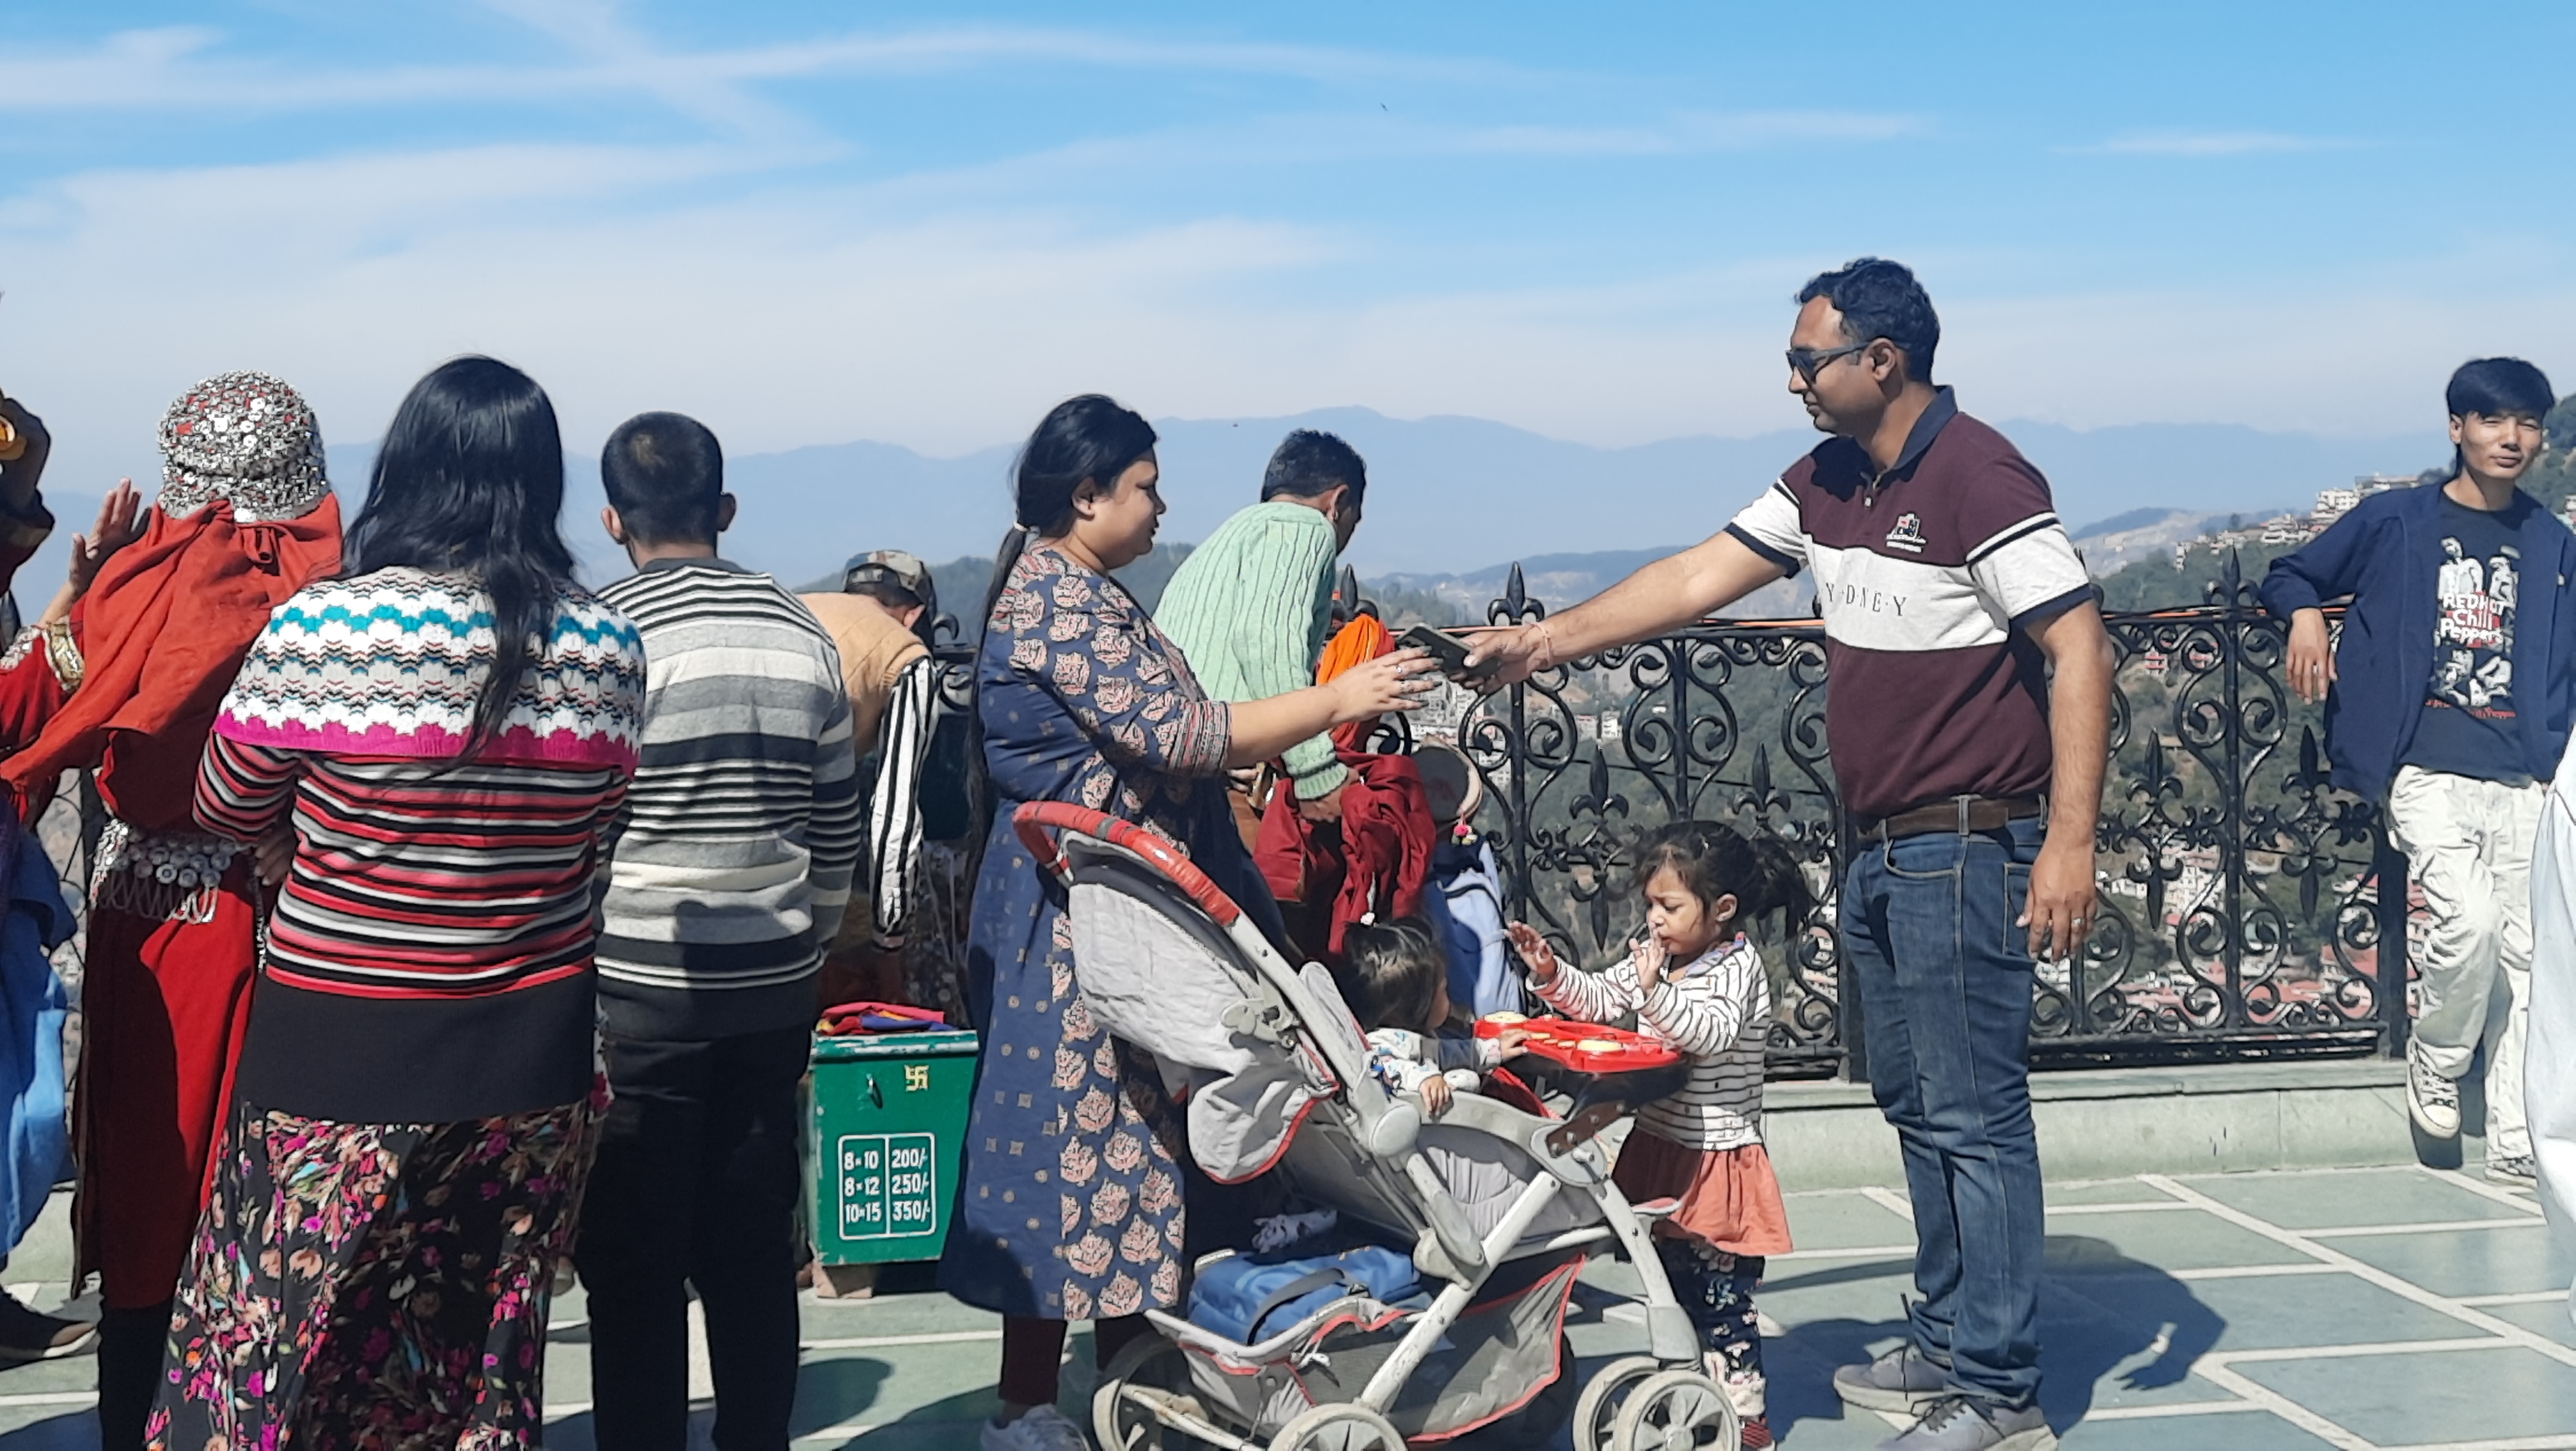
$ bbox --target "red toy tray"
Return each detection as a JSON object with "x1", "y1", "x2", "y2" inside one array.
[{"x1": 1475, "y1": 1013, "x2": 1681, "y2": 1073}]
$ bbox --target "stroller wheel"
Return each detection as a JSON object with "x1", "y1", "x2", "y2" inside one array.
[
  {"x1": 1093, "y1": 1334, "x2": 1208, "y2": 1451},
  {"x1": 1609, "y1": 1369, "x2": 1739, "y2": 1451},
  {"x1": 1271, "y1": 1403, "x2": 1405, "y2": 1451},
  {"x1": 1573, "y1": 1356, "x2": 1662, "y2": 1451}
]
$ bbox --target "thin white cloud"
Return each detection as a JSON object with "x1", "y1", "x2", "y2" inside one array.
[
  {"x1": 9, "y1": 135, "x2": 2555, "y2": 523},
  {"x1": 1445, "y1": 110, "x2": 1923, "y2": 157},
  {"x1": 2065, "y1": 130, "x2": 2354, "y2": 157},
  {"x1": 0, "y1": 20, "x2": 1537, "y2": 116}
]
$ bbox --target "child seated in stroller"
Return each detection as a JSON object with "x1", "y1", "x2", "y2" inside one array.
[{"x1": 1334, "y1": 915, "x2": 1528, "y2": 1117}]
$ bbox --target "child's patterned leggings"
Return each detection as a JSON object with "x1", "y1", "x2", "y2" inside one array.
[{"x1": 1658, "y1": 1238, "x2": 1767, "y2": 1419}]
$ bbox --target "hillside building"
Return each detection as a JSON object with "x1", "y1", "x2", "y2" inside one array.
[{"x1": 2311, "y1": 488, "x2": 2359, "y2": 530}]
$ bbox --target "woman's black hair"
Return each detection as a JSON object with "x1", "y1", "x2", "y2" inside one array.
[
  {"x1": 973, "y1": 395, "x2": 1159, "y2": 639},
  {"x1": 1632, "y1": 819, "x2": 1816, "y2": 939},
  {"x1": 343, "y1": 356, "x2": 577, "y2": 758},
  {"x1": 1334, "y1": 917, "x2": 1447, "y2": 1033},
  {"x1": 965, "y1": 395, "x2": 1160, "y2": 841}
]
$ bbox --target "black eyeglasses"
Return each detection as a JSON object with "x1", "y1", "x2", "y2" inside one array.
[{"x1": 1786, "y1": 341, "x2": 1872, "y2": 384}]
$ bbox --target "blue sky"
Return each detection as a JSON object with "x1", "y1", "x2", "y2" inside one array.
[{"x1": 4, "y1": 1, "x2": 2572, "y2": 494}]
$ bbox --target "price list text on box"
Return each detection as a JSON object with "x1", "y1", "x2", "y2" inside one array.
[{"x1": 836, "y1": 1133, "x2": 940, "y2": 1239}]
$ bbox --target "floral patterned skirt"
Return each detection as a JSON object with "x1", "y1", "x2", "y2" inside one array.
[{"x1": 147, "y1": 1089, "x2": 602, "y2": 1450}]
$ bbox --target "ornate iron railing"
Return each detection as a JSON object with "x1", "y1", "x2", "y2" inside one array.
[
  {"x1": 1438, "y1": 552, "x2": 2409, "y2": 1079},
  {"x1": 913, "y1": 554, "x2": 2410, "y2": 1077}
]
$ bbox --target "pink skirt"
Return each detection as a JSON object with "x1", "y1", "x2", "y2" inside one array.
[{"x1": 1613, "y1": 1132, "x2": 1794, "y2": 1257}]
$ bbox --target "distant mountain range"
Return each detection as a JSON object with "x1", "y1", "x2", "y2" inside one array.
[
  {"x1": 708, "y1": 407, "x2": 2428, "y2": 586},
  {"x1": 13, "y1": 407, "x2": 2427, "y2": 603}
]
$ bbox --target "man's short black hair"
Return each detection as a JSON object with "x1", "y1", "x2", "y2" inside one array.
[
  {"x1": 2446, "y1": 357, "x2": 2555, "y2": 421},
  {"x1": 1260, "y1": 430, "x2": 1368, "y2": 508},
  {"x1": 1797, "y1": 257, "x2": 1941, "y2": 381},
  {"x1": 601, "y1": 411, "x2": 724, "y2": 544}
]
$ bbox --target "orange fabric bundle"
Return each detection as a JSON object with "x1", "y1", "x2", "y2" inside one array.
[
  {"x1": 1315, "y1": 614, "x2": 1394, "y2": 753},
  {"x1": 1, "y1": 495, "x2": 344, "y2": 829}
]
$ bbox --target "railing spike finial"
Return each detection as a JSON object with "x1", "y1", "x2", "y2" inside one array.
[
  {"x1": 1499, "y1": 562, "x2": 1528, "y2": 624},
  {"x1": 1337, "y1": 564, "x2": 1374, "y2": 621}
]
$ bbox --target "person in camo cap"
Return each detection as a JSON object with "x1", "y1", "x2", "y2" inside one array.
[
  {"x1": 801, "y1": 548, "x2": 943, "y2": 1010},
  {"x1": 0, "y1": 371, "x2": 343, "y2": 1449}
]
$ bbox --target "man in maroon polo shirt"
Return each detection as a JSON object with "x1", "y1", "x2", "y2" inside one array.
[{"x1": 1470, "y1": 259, "x2": 2111, "y2": 1451}]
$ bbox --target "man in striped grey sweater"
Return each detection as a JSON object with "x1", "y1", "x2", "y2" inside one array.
[{"x1": 579, "y1": 411, "x2": 864, "y2": 1451}]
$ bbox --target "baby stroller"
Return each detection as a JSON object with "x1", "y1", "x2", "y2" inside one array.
[{"x1": 1013, "y1": 804, "x2": 1737, "y2": 1451}]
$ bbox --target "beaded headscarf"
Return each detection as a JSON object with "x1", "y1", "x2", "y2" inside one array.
[{"x1": 155, "y1": 371, "x2": 330, "y2": 523}]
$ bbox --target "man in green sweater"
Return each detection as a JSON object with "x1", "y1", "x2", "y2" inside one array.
[{"x1": 1156, "y1": 430, "x2": 1368, "y2": 835}]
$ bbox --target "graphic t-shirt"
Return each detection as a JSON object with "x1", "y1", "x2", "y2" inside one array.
[{"x1": 2403, "y1": 493, "x2": 2529, "y2": 783}]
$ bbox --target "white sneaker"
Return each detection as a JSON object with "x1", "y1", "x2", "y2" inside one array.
[
  {"x1": 2407, "y1": 1043, "x2": 2460, "y2": 1138},
  {"x1": 982, "y1": 1403, "x2": 1092, "y2": 1451}
]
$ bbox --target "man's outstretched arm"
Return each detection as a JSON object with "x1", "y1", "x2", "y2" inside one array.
[{"x1": 1464, "y1": 528, "x2": 1787, "y2": 685}]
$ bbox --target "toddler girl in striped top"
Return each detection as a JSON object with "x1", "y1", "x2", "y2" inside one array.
[{"x1": 1507, "y1": 820, "x2": 1812, "y2": 1448}]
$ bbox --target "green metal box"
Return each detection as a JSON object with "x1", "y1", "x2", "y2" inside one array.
[{"x1": 808, "y1": 1028, "x2": 979, "y2": 1266}]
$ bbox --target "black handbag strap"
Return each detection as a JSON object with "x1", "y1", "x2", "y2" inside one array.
[{"x1": 1248, "y1": 1268, "x2": 1358, "y2": 1338}]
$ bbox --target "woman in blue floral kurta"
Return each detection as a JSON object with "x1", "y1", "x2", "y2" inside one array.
[
  {"x1": 942, "y1": 397, "x2": 1431, "y2": 1450},
  {"x1": 942, "y1": 538, "x2": 1282, "y2": 1325}
]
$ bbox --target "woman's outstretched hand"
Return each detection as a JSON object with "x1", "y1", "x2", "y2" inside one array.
[
  {"x1": 67, "y1": 481, "x2": 144, "y2": 599},
  {"x1": 1326, "y1": 646, "x2": 1437, "y2": 724}
]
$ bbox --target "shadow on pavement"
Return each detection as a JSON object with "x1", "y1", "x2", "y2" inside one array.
[{"x1": 1762, "y1": 1236, "x2": 2224, "y2": 1444}]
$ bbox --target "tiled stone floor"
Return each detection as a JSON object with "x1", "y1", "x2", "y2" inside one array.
[{"x1": 0, "y1": 1163, "x2": 2567, "y2": 1447}]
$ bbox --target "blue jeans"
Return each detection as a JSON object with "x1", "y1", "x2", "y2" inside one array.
[{"x1": 1842, "y1": 815, "x2": 2046, "y2": 1410}]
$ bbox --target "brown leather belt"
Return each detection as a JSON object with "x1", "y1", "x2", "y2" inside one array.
[{"x1": 1853, "y1": 795, "x2": 2045, "y2": 841}]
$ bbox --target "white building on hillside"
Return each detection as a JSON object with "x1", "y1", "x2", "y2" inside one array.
[{"x1": 2312, "y1": 488, "x2": 2360, "y2": 530}]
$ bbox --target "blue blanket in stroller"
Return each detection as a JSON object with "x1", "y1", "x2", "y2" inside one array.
[{"x1": 1188, "y1": 1244, "x2": 1428, "y2": 1345}]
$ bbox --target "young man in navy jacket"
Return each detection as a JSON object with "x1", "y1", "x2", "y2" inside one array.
[{"x1": 2261, "y1": 358, "x2": 2570, "y2": 1186}]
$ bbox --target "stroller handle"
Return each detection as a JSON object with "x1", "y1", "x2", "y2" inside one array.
[{"x1": 1012, "y1": 802, "x2": 1243, "y2": 929}]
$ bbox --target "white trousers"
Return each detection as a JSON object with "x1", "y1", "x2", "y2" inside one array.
[
  {"x1": 2526, "y1": 767, "x2": 2576, "y2": 1319},
  {"x1": 2385, "y1": 766, "x2": 2543, "y2": 1160}
]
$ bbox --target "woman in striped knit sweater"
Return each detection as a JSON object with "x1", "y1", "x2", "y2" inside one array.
[
  {"x1": 1508, "y1": 820, "x2": 1813, "y2": 1449},
  {"x1": 153, "y1": 358, "x2": 645, "y2": 1447}
]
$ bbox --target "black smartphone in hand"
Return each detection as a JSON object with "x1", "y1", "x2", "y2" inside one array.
[{"x1": 1397, "y1": 624, "x2": 1497, "y2": 680}]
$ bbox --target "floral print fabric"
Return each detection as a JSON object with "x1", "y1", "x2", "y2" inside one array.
[
  {"x1": 148, "y1": 1090, "x2": 599, "y2": 1449},
  {"x1": 938, "y1": 543, "x2": 1284, "y2": 1321}
]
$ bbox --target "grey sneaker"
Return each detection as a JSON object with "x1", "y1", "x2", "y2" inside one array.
[
  {"x1": 1834, "y1": 1342, "x2": 1952, "y2": 1413},
  {"x1": 2407, "y1": 1042, "x2": 2461, "y2": 1138},
  {"x1": 1874, "y1": 1396, "x2": 2057, "y2": 1451},
  {"x1": 2487, "y1": 1155, "x2": 2538, "y2": 1187}
]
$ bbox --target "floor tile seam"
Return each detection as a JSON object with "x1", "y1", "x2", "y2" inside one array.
[
  {"x1": 2456, "y1": 1290, "x2": 2571, "y2": 1307},
  {"x1": 2081, "y1": 1400, "x2": 2272, "y2": 1421},
  {"x1": 2140, "y1": 1174, "x2": 2576, "y2": 1371},
  {"x1": 2165, "y1": 1262, "x2": 2349, "y2": 1282},
  {"x1": 2199, "y1": 1335, "x2": 2518, "y2": 1365},
  {"x1": 2185, "y1": 1360, "x2": 2378, "y2": 1451},
  {"x1": 799, "y1": 1329, "x2": 1006, "y2": 1351},
  {"x1": 1859, "y1": 1185, "x2": 1916, "y2": 1221},
  {"x1": 2413, "y1": 1163, "x2": 2550, "y2": 1215},
  {"x1": 2375, "y1": 1437, "x2": 2576, "y2": 1451},
  {"x1": 2305, "y1": 1217, "x2": 2552, "y2": 1239},
  {"x1": 0, "y1": 1391, "x2": 94, "y2": 1409},
  {"x1": 2043, "y1": 1201, "x2": 2200, "y2": 1215},
  {"x1": 1772, "y1": 1243, "x2": 1917, "y2": 1262}
]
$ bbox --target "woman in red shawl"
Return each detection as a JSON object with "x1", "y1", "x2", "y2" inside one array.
[{"x1": 0, "y1": 372, "x2": 341, "y2": 1449}]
